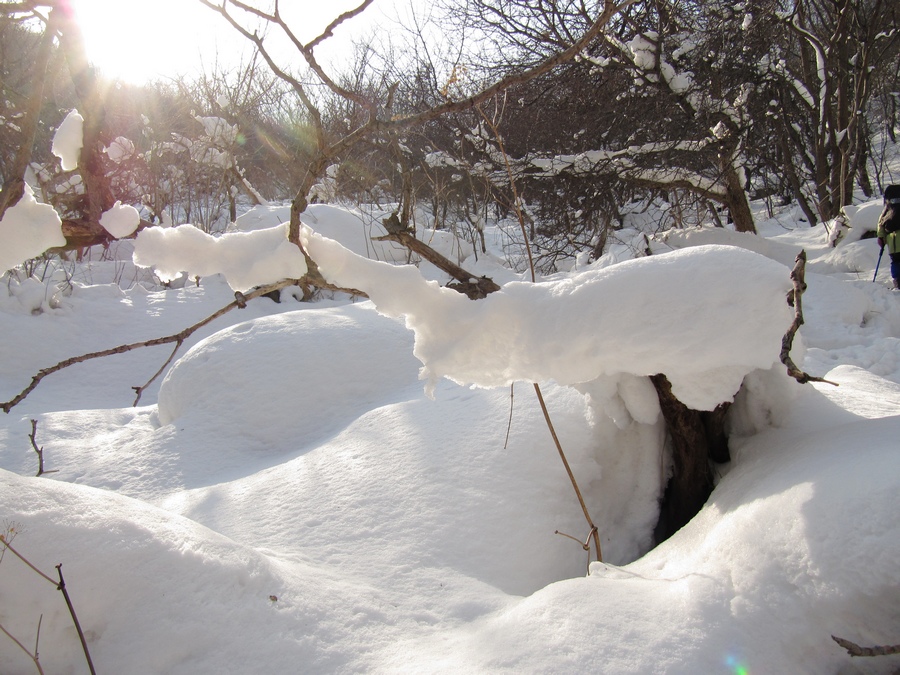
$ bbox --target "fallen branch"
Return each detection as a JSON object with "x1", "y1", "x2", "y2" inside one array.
[
  {"x1": 832, "y1": 635, "x2": 900, "y2": 657},
  {"x1": 2, "y1": 279, "x2": 296, "y2": 413},
  {"x1": 781, "y1": 250, "x2": 839, "y2": 386}
]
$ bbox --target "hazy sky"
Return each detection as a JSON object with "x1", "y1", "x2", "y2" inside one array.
[{"x1": 70, "y1": 0, "x2": 390, "y2": 84}]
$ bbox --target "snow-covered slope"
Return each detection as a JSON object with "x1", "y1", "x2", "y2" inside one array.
[{"x1": 1, "y1": 201, "x2": 898, "y2": 674}]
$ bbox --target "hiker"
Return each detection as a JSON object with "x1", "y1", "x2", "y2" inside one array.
[{"x1": 876, "y1": 185, "x2": 900, "y2": 290}]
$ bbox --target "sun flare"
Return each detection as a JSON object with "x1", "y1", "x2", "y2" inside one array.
[
  {"x1": 71, "y1": 0, "x2": 229, "y2": 84},
  {"x1": 68, "y1": 0, "x2": 372, "y2": 85}
]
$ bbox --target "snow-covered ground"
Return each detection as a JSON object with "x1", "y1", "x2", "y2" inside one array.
[{"x1": 1, "y1": 199, "x2": 898, "y2": 673}]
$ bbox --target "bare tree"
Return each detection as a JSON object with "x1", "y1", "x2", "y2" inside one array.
[
  {"x1": 764, "y1": 0, "x2": 900, "y2": 220},
  {"x1": 197, "y1": 0, "x2": 636, "y2": 290}
]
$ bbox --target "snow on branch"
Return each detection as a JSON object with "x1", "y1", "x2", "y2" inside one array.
[{"x1": 305, "y1": 225, "x2": 795, "y2": 409}]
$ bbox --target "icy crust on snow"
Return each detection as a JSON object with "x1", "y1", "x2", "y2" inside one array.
[
  {"x1": 0, "y1": 183, "x2": 65, "y2": 272},
  {"x1": 307, "y1": 230, "x2": 795, "y2": 410},
  {"x1": 133, "y1": 222, "x2": 307, "y2": 292}
]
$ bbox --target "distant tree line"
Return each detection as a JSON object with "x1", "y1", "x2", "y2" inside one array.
[{"x1": 1, "y1": 0, "x2": 898, "y2": 269}]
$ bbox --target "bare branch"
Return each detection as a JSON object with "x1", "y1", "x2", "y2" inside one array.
[
  {"x1": 200, "y1": 0, "x2": 374, "y2": 112},
  {"x1": 0, "y1": 538, "x2": 57, "y2": 586},
  {"x1": 374, "y1": 213, "x2": 500, "y2": 298},
  {"x1": 55, "y1": 565, "x2": 96, "y2": 675},
  {"x1": 781, "y1": 250, "x2": 838, "y2": 386},
  {"x1": 832, "y1": 635, "x2": 900, "y2": 657},
  {"x1": 131, "y1": 342, "x2": 182, "y2": 406},
  {"x1": 305, "y1": 0, "x2": 375, "y2": 52},
  {"x1": 28, "y1": 419, "x2": 56, "y2": 477},
  {"x1": 1, "y1": 279, "x2": 292, "y2": 413}
]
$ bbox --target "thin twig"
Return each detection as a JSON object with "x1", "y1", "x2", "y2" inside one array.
[
  {"x1": 304, "y1": 0, "x2": 375, "y2": 51},
  {"x1": 0, "y1": 539, "x2": 94, "y2": 673},
  {"x1": 476, "y1": 103, "x2": 536, "y2": 281},
  {"x1": 535, "y1": 383, "x2": 603, "y2": 563},
  {"x1": 0, "y1": 539, "x2": 58, "y2": 586},
  {"x1": 28, "y1": 419, "x2": 56, "y2": 476},
  {"x1": 0, "y1": 620, "x2": 45, "y2": 675},
  {"x1": 34, "y1": 615, "x2": 42, "y2": 669},
  {"x1": 55, "y1": 565, "x2": 96, "y2": 675},
  {"x1": 555, "y1": 528, "x2": 598, "y2": 575},
  {"x1": 132, "y1": 340, "x2": 183, "y2": 406},
  {"x1": 503, "y1": 383, "x2": 515, "y2": 450},
  {"x1": 475, "y1": 99, "x2": 603, "y2": 564}
]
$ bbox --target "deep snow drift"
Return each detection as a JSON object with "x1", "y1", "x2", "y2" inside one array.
[{"x1": 1, "y1": 199, "x2": 898, "y2": 674}]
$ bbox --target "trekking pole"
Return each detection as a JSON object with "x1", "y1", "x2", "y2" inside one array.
[{"x1": 874, "y1": 244, "x2": 885, "y2": 282}]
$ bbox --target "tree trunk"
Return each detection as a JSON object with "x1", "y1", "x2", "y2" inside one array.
[
  {"x1": 0, "y1": 8, "x2": 59, "y2": 222},
  {"x1": 722, "y1": 161, "x2": 756, "y2": 234},
  {"x1": 650, "y1": 373, "x2": 722, "y2": 544}
]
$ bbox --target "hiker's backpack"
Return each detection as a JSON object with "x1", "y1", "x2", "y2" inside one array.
[{"x1": 885, "y1": 185, "x2": 900, "y2": 234}]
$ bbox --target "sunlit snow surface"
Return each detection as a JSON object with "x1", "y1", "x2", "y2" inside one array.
[{"x1": 1, "y1": 201, "x2": 898, "y2": 673}]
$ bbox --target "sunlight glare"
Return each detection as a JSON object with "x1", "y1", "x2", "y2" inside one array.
[
  {"x1": 71, "y1": 0, "x2": 252, "y2": 84},
  {"x1": 69, "y1": 0, "x2": 383, "y2": 85}
]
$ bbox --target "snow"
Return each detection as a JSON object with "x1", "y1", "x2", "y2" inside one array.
[
  {"x1": 307, "y1": 230, "x2": 794, "y2": 409},
  {"x1": 0, "y1": 183, "x2": 65, "y2": 272},
  {"x1": 103, "y1": 136, "x2": 135, "y2": 163},
  {"x1": 99, "y1": 201, "x2": 141, "y2": 238},
  {"x1": 1, "y1": 195, "x2": 899, "y2": 674},
  {"x1": 50, "y1": 109, "x2": 84, "y2": 171},
  {"x1": 133, "y1": 223, "x2": 307, "y2": 291}
]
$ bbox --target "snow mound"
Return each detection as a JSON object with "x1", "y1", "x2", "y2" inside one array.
[
  {"x1": 808, "y1": 240, "x2": 879, "y2": 276},
  {"x1": 840, "y1": 199, "x2": 884, "y2": 242},
  {"x1": 384, "y1": 405, "x2": 900, "y2": 673},
  {"x1": 157, "y1": 303, "x2": 420, "y2": 446},
  {"x1": 0, "y1": 468, "x2": 357, "y2": 673}
]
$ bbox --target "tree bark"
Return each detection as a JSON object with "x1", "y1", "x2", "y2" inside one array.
[
  {"x1": 0, "y1": 7, "x2": 59, "y2": 222},
  {"x1": 650, "y1": 373, "x2": 718, "y2": 544},
  {"x1": 722, "y1": 160, "x2": 756, "y2": 234}
]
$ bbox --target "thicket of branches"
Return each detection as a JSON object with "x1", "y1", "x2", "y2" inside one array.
[{"x1": 2, "y1": 0, "x2": 898, "y2": 270}]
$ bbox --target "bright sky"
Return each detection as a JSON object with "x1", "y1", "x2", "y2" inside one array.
[{"x1": 71, "y1": 0, "x2": 386, "y2": 84}]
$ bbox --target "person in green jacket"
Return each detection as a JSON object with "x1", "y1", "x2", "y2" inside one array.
[{"x1": 876, "y1": 184, "x2": 900, "y2": 289}]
